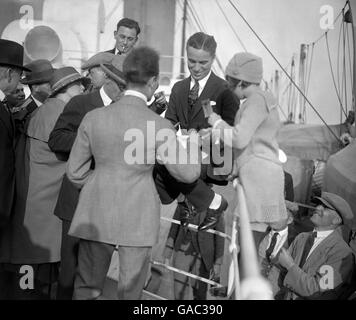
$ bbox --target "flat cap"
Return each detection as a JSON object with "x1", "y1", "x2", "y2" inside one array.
[
  {"x1": 82, "y1": 52, "x2": 116, "y2": 70},
  {"x1": 314, "y1": 192, "x2": 354, "y2": 228}
]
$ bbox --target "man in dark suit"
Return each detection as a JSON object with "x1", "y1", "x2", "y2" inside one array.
[
  {"x1": 106, "y1": 18, "x2": 140, "y2": 57},
  {"x1": 0, "y1": 39, "x2": 30, "y2": 299},
  {"x1": 0, "y1": 39, "x2": 29, "y2": 229},
  {"x1": 165, "y1": 32, "x2": 240, "y2": 230},
  {"x1": 48, "y1": 57, "x2": 126, "y2": 300}
]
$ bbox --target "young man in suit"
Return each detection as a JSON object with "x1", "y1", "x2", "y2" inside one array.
[
  {"x1": 48, "y1": 55, "x2": 126, "y2": 300},
  {"x1": 277, "y1": 192, "x2": 355, "y2": 299},
  {"x1": 165, "y1": 32, "x2": 240, "y2": 231},
  {"x1": 67, "y1": 46, "x2": 201, "y2": 300},
  {"x1": 107, "y1": 18, "x2": 140, "y2": 56}
]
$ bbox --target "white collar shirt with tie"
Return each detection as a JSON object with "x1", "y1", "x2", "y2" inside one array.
[
  {"x1": 0, "y1": 89, "x2": 6, "y2": 102},
  {"x1": 266, "y1": 226, "x2": 289, "y2": 259},
  {"x1": 189, "y1": 71, "x2": 211, "y2": 97}
]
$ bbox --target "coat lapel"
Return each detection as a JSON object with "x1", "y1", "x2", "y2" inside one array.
[
  {"x1": 180, "y1": 78, "x2": 190, "y2": 125},
  {"x1": 0, "y1": 103, "x2": 14, "y2": 138},
  {"x1": 190, "y1": 73, "x2": 219, "y2": 122},
  {"x1": 302, "y1": 231, "x2": 339, "y2": 270}
]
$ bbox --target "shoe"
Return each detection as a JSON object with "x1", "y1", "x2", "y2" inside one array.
[
  {"x1": 198, "y1": 197, "x2": 228, "y2": 231},
  {"x1": 178, "y1": 199, "x2": 197, "y2": 228}
]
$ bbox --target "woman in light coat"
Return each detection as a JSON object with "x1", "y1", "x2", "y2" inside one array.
[{"x1": 208, "y1": 52, "x2": 288, "y2": 249}]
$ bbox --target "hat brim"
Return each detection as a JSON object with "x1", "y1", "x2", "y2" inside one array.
[
  {"x1": 100, "y1": 63, "x2": 126, "y2": 86},
  {"x1": 0, "y1": 62, "x2": 31, "y2": 72},
  {"x1": 49, "y1": 75, "x2": 86, "y2": 97},
  {"x1": 313, "y1": 196, "x2": 336, "y2": 211}
]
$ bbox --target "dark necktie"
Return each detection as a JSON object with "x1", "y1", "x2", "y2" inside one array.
[
  {"x1": 188, "y1": 80, "x2": 199, "y2": 107},
  {"x1": 266, "y1": 232, "x2": 279, "y2": 262},
  {"x1": 299, "y1": 231, "x2": 317, "y2": 268}
]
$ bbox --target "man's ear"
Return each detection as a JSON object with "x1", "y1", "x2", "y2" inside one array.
[
  {"x1": 331, "y1": 213, "x2": 342, "y2": 226},
  {"x1": 114, "y1": 30, "x2": 117, "y2": 38}
]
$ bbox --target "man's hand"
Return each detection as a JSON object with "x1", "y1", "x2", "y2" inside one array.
[
  {"x1": 278, "y1": 248, "x2": 295, "y2": 270},
  {"x1": 208, "y1": 112, "x2": 222, "y2": 127}
]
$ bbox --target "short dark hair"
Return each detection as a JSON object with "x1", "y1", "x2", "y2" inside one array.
[
  {"x1": 123, "y1": 46, "x2": 159, "y2": 85},
  {"x1": 116, "y1": 18, "x2": 141, "y2": 36},
  {"x1": 186, "y1": 32, "x2": 217, "y2": 56}
]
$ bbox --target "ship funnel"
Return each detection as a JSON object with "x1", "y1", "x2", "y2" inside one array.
[{"x1": 24, "y1": 25, "x2": 62, "y2": 62}]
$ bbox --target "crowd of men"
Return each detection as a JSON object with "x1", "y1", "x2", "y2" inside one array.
[{"x1": 0, "y1": 17, "x2": 355, "y2": 300}]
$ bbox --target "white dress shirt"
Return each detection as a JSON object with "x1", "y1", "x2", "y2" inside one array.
[
  {"x1": 190, "y1": 71, "x2": 211, "y2": 97},
  {"x1": 99, "y1": 86, "x2": 113, "y2": 107},
  {"x1": 266, "y1": 226, "x2": 289, "y2": 258},
  {"x1": 306, "y1": 229, "x2": 334, "y2": 260}
]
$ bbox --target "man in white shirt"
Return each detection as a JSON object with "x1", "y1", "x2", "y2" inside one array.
[{"x1": 277, "y1": 192, "x2": 355, "y2": 299}]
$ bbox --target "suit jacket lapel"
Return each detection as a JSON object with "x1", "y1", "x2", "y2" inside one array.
[
  {"x1": 302, "y1": 231, "x2": 338, "y2": 270},
  {"x1": 91, "y1": 90, "x2": 104, "y2": 109},
  {"x1": 190, "y1": 72, "x2": 218, "y2": 122},
  {"x1": 181, "y1": 78, "x2": 190, "y2": 125},
  {"x1": 0, "y1": 102, "x2": 14, "y2": 137}
]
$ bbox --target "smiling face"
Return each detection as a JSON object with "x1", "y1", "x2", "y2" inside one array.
[
  {"x1": 186, "y1": 46, "x2": 214, "y2": 81},
  {"x1": 310, "y1": 205, "x2": 340, "y2": 228},
  {"x1": 114, "y1": 26, "x2": 138, "y2": 54}
]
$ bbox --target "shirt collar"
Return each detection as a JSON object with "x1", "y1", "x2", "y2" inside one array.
[
  {"x1": 190, "y1": 71, "x2": 212, "y2": 91},
  {"x1": 124, "y1": 90, "x2": 148, "y2": 103},
  {"x1": 31, "y1": 95, "x2": 43, "y2": 107},
  {"x1": 0, "y1": 89, "x2": 5, "y2": 102},
  {"x1": 100, "y1": 86, "x2": 112, "y2": 106},
  {"x1": 313, "y1": 229, "x2": 334, "y2": 238}
]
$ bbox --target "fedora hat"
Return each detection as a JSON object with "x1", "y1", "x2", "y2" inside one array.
[
  {"x1": 0, "y1": 39, "x2": 30, "y2": 72},
  {"x1": 21, "y1": 59, "x2": 55, "y2": 85},
  {"x1": 82, "y1": 52, "x2": 116, "y2": 70},
  {"x1": 49, "y1": 67, "x2": 85, "y2": 97},
  {"x1": 313, "y1": 192, "x2": 354, "y2": 228},
  {"x1": 100, "y1": 55, "x2": 126, "y2": 87}
]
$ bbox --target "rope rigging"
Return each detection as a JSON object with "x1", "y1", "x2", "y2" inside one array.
[{"x1": 227, "y1": 0, "x2": 342, "y2": 143}]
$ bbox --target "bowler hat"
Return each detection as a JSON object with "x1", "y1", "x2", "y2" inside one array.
[
  {"x1": 100, "y1": 55, "x2": 126, "y2": 87},
  {"x1": 49, "y1": 67, "x2": 85, "y2": 97},
  {"x1": 225, "y1": 52, "x2": 263, "y2": 84},
  {"x1": 313, "y1": 192, "x2": 354, "y2": 228},
  {"x1": 82, "y1": 52, "x2": 116, "y2": 70},
  {"x1": 0, "y1": 39, "x2": 30, "y2": 71},
  {"x1": 21, "y1": 59, "x2": 55, "y2": 85}
]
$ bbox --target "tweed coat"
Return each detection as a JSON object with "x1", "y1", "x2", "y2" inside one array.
[
  {"x1": 0, "y1": 98, "x2": 65, "y2": 263},
  {"x1": 67, "y1": 94, "x2": 200, "y2": 246},
  {"x1": 278, "y1": 229, "x2": 355, "y2": 299}
]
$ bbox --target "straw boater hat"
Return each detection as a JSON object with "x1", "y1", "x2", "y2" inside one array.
[
  {"x1": 49, "y1": 67, "x2": 85, "y2": 97},
  {"x1": 0, "y1": 39, "x2": 30, "y2": 71},
  {"x1": 21, "y1": 59, "x2": 55, "y2": 85}
]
